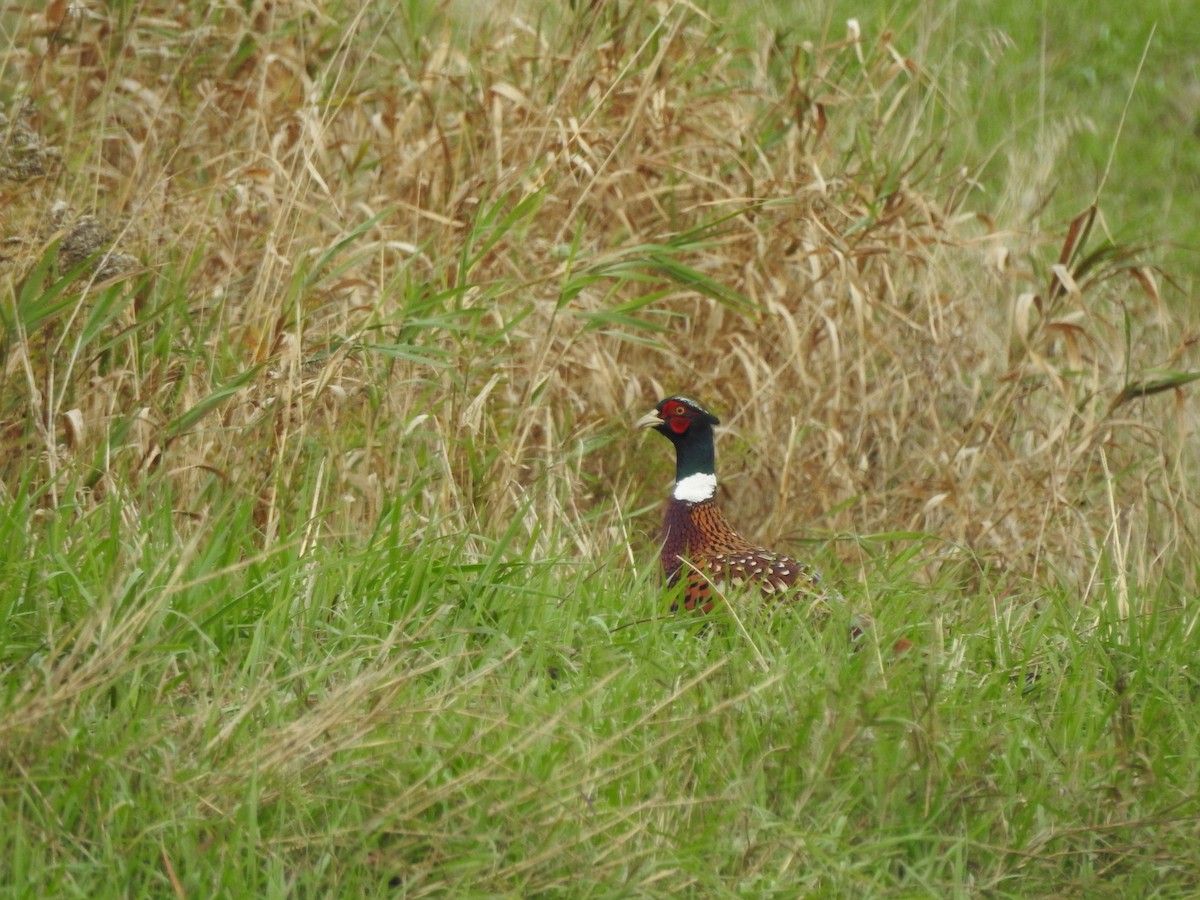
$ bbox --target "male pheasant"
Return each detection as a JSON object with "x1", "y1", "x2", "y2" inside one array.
[{"x1": 637, "y1": 395, "x2": 831, "y2": 615}]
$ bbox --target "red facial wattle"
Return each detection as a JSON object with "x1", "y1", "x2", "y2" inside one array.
[{"x1": 668, "y1": 415, "x2": 690, "y2": 434}]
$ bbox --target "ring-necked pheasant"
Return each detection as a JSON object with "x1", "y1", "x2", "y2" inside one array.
[{"x1": 637, "y1": 395, "x2": 833, "y2": 616}]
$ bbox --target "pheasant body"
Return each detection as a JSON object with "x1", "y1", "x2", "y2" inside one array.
[
  {"x1": 639, "y1": 395, "x2": 830, "y2": 614},
  {"x1": 660, "y1": 495, "x2": 825, "y2": 613}
]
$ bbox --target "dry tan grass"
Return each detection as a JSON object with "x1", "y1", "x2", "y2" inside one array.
[{"x1": 2, "y1": 1, "x2": 1195, "y2": 608}]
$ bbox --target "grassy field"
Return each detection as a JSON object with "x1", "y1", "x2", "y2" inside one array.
[{"x1": 2, "y1": 0, "x2": 1199, "y2": 896}]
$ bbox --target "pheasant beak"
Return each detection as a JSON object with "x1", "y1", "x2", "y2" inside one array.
[{"x1": 635, "y1": 409, "x2": 662, "y2": 430}]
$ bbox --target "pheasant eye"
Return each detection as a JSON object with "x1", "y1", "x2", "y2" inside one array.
[{"x1": 672, "y1": 405, "x2": 686, "y2": 416}]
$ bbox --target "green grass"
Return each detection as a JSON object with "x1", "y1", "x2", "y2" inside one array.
[
  {"x1": 6, "y1": 507, "x2": 1199, "y2": 895},
  {"x1": 3, "y1": 0, "x2": 1200, "y2": 896}
]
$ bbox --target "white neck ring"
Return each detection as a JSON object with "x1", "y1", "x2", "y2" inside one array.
[{"x1": 673, "y1": 472, "x2": 717, "y2": 502}]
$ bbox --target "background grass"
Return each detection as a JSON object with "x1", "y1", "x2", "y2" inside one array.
[
  {"x1": 2, "y1": 0, "x2": 1199, "y2": 896},
  {"x1": 743, "y1": 0, "x2": 1200, "y2": 273}
]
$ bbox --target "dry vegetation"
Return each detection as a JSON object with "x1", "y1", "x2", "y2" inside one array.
[
  {"x1": 4, "y1": 2, "x2": 1195, "y2": 595},
  {"x1": 3, "y1": 1, "x2": 1200, "y2": 892}
]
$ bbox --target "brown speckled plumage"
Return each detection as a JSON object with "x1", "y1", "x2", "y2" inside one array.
[{"x1": 661, "y1": 497, "x2": 825, "y2": 613}]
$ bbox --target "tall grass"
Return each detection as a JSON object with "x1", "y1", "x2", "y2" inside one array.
[{"x1": 2, "y1": 0, "x2": 1198, "y2": 895}]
